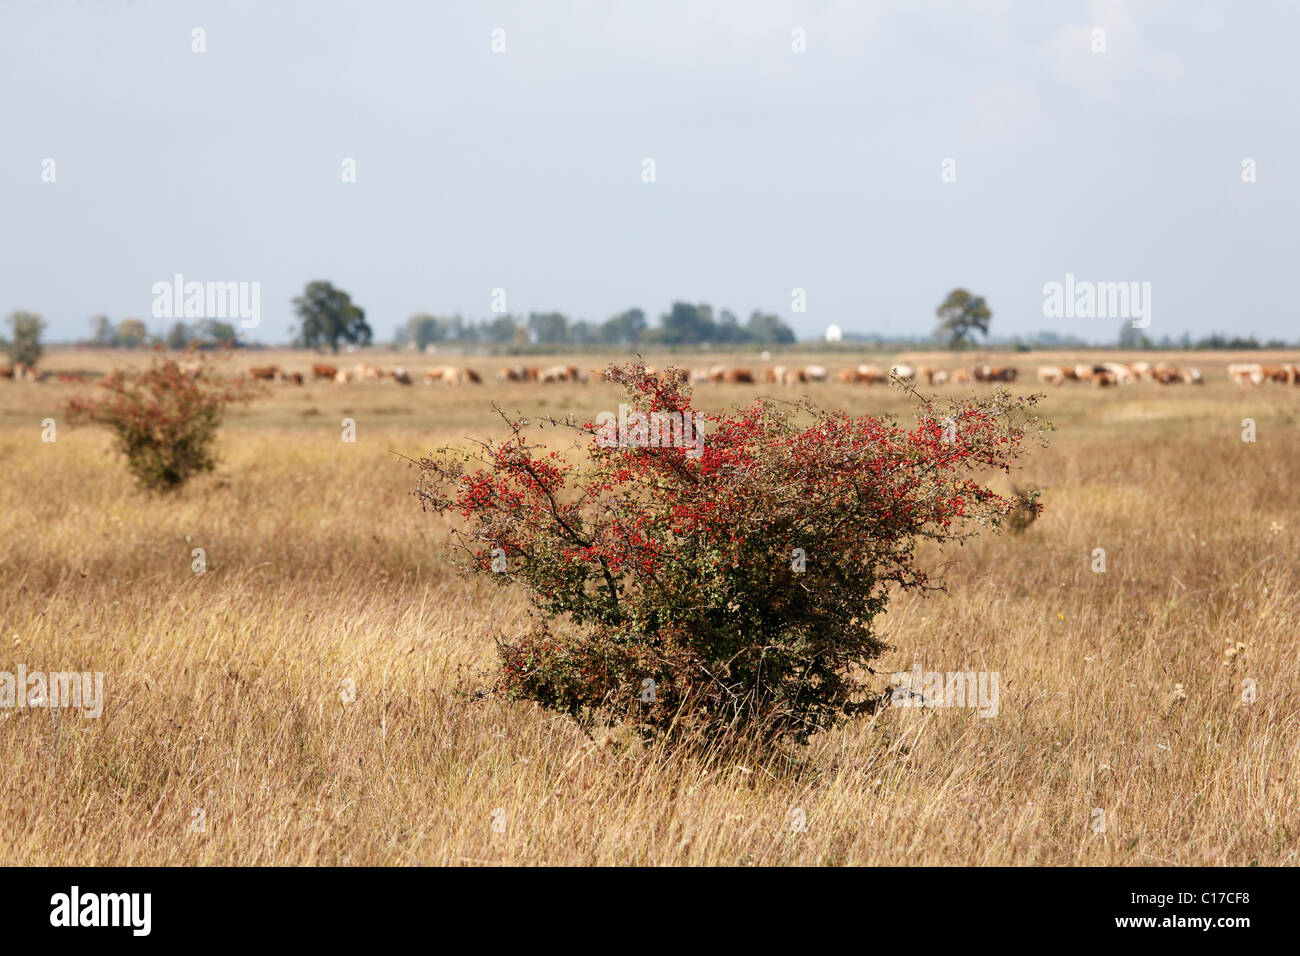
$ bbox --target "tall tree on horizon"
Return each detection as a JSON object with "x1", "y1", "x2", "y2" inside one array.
[
  {"x1": 935, "y1": 288, "x2": 992, "y2": 350},
  {"x1": 292, "y1": 281, "x2": 371, "y2": 353},
  {"x1": 5, "y1": 310, "x2": 46, "y2": 366}
]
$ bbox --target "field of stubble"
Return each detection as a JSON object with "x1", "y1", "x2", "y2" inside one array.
[{"x1": 0, "y1": 347, "x2": 1296, "y2": 865}]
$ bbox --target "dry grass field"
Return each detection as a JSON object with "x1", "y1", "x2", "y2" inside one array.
[{"x1": 1, "y1": 347, "x2": 1297, "y2": 865}]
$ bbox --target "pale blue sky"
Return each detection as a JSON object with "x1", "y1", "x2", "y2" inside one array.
[{"x1": 2, "y1": 0, "x2": 1296, "y2": 343}]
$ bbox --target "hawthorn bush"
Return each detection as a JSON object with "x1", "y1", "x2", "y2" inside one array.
[
  {"x1": 415, "y1": 362, "x2": 1048, "y2": 745},
  {"x1": 65, "y1": 351, "x2": 260, "y2": 492}
]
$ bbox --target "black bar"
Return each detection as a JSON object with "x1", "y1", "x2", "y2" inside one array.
[{"x1": 0, "y1": 866, "x2": 1277, "y2": 942}]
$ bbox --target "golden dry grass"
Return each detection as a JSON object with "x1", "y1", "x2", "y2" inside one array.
[{"x1": 0, "y1": 347, "x2": 1296, "y2": 865}]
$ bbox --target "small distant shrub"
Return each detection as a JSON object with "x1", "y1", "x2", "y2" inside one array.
[
  {"x1": 5, "y1": 309, "x2": 45, "y2": 367},
  {"x1": 64, "y1": 351, "x2": 260, "y2": 491},
  {"x1": 414, "y1": 362, "x2": 1047, "y2": 746}
]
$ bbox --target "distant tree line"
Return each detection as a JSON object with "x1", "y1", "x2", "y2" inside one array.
[
  {"x1": 14, "y1": 279, "x2": 1299, "y2": 356},
  {"x1": 1115, "y1": 322, "x2": 1292, "y2": 351},
  {"x1": 394, "y1": 302, "x2": 796, "y2": 350},
  {"x1": 80, "y1": 314, "x2": 240, "y2": 350}
]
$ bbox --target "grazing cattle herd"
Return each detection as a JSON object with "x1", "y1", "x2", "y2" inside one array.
[
  {"x1": 1035, "y1": 361, "x2": 1208, "y2": 387},
  {"x1": 2, "y1": 357, "x2": 1299, "y2": 390},
  {"x1": 1226, "y1": 362, "x2": 1300, "y2": 386}
]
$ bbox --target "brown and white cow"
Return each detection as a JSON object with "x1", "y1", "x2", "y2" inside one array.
[
  {"x1": 857, "y1": 364, "x2": 888, "y2": 384},
  {"x1": 1228, "y1": 363, "x2": 1264, "y2": 386}
]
